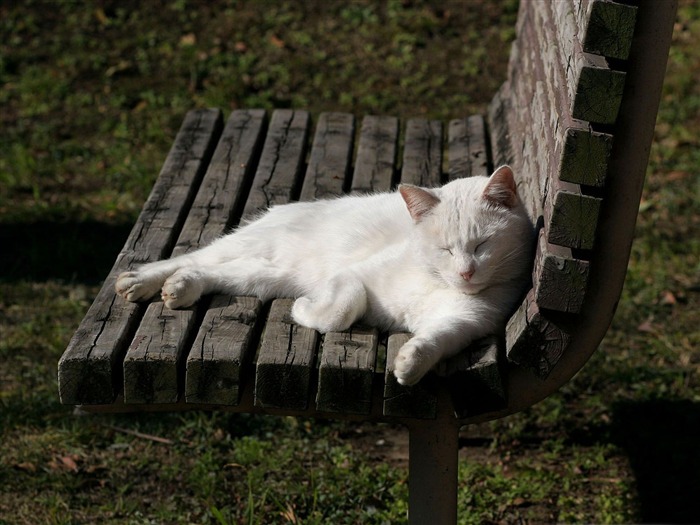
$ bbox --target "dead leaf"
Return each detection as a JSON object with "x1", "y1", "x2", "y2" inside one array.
[
  {"x1": 14, "y1": 462, "x2": 37, "y2": 472},
  {"x1": 60, "y1": 455, "x2": 79, "y2": 472},
  {"x1": 180, "y1": 33, "x2": 196, "y2": 47},
  {"x1": 660, "y1": 290, "x2": 677, "y2": 305},
  {"x1": 637, "y1": 318, "x2": 656, "y2": 333},
  {"x1": 269, "y1": 35, "x2": 285, "y2": 49},
  {"x1": 234, "y1": 41, "x2": 248, "y2": 52},
  {"x1": 667, "y1": 170, "x2": 691, "y2": 182}
]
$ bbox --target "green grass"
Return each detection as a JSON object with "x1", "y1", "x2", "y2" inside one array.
[{"x1": 1, "y1": 1, "x2": 699, "y2": 523}]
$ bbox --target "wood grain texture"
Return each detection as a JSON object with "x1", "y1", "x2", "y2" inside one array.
[
  {"x1": 254, "y1": 299, "x2": 319, "y2": 410},
  {"x1": 447, "y1": 115, "x2": 490, "y2": 180},
  {"x1": 533, "y1": 231, "x2": 590, "y2": 314},
  {"x1": 443, "y1": 336, "x2": 507, "y2": 418},
  {"x1": 382, "y1": 333, "x2": 438, "y2": 419},
  {"x1": 123, "y1": 302, "x2": 197, "y2": 404},
  {"x1": 299, "y1": 112, "x2": 355, "y2": 200},
  {"x1": 186, "y1": 295, "x2": 263, "y2": 405},
  {"x1": 505, "y1": 289, "x2": 572, "y2": 379},
  {"x1": 58, "y1": 109, "x2": 223, "y2": 405},
  {"x1": 545, "y1": 180, "x2": 602, "y2": 251},
  {"x1": 122, "y1": 110, "x2": 267, "y2": 405},
  {"x1": 351, "y1": 115, "x2": 399, "y2": 193},
  {"x1": 174, "y1": 109, "x2": 268, "y2": 253},
  {"x1": 242, "y1": 109, "x2": 310, "y2": 220},
  {"x1": 549, "y1": 1, "x2": 628, "y2": 125},
  {"x1": 316, "y1": 327, "x2": 379, "y2": 415},
  {"x1": 583, "y1": 0, "x2": 637, "y2": 60},
  {"x1": 559, "y1": 126, "x2": 613, "y2": 188},
  {"x1": 401, "y1": 119, "x2": 443, "y2": 187}
]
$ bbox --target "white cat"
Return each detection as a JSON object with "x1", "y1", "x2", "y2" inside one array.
[{"x1": 115, "y1": 165, "x2": 534, "y2": 386}]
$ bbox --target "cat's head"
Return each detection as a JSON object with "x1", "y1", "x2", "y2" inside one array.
[{"x1": 399, "y1": 165, "x2": 534, "y2": 294}]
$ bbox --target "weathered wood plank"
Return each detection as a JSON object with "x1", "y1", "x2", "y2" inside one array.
[
  {"x1": 122, "y1": 302, "x2": 197, "y2": 404},
  {"x1": 401, "y1": 119, "x2": 443, "y2": 187},
  {"x1": 186, "y1": 295, "x2": 263, "y2": 405},
  {"x1": 299, "y1": 112, "x2": 355, "y2": 200},
  {"x1": 316, "y1": 327, "x2": 379, "y2": 415},
  {"x1": 254, "y1": 299, "x2": 319, "y2": 410},
  {"x1": 383, "y1": 333, "x2": 438, "y2": 419},
  {"x1": 533, "y1": 230, "x2": 590, "y2": 314},
  {"x1": 447, "y1": 115, "x2": 489, "y2": 180},
  {"x1": 573, "y1": 52, "x2": 627, "y2": 125},
  {"x1": 242, "y1": 109, "x2": 310, "y2": 219},
  {"x1": 559, "y1": 125, "x2": 613, "y2": 188},
  {"x1": 174, "y1": 109, "x2": 268, "y2": 252},
  {"x1": 122, "y1": 110, "x2": 267, "y2": 405},
  {"x1": 58, "y1": 108, "x2": 223, "y2": 405},
  {"x1": 444, "y1": 336, "x2": 507, "y2": 418},
  {"x1": 487, "y1": 84, "x2": 515, "y2": 173},
  {"x1": 545, "y1": 180, "x2": 602, "y2": 251},
  {"x1": 351, "y1": 115, "x2": 399, "y2": 193},
  {"x1": 583, "y1": 0, "x2": 637, "y2": 60},
  {"x1": 505, "y1": 289, "x2": 572, "y2": 379}
]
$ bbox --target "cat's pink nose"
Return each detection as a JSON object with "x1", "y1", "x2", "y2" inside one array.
[{"x1": 460, "y1": 270, "x2": 474, "y2": 281}]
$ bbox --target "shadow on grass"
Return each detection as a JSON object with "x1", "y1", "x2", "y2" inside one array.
[
  {"x1": 0, "y1": 221, "x2": 132, "y2": 284},
  {"x1": 611, "y1": 400, "x2": 700, "y2": 524}
]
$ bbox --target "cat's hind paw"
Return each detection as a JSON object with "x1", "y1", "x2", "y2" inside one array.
[
  {"x1": 161, "y1": 270, "x2": 205, "y2": 309},
  {"x1": 394, "y1": 341, "x2": 434, "y2": 386},
  {"x1": 115, "y1": 271, "x2": 161, "y2": 303},
  {"x1": 291, "y1": 296, "x2": 357, "y2": 333}
]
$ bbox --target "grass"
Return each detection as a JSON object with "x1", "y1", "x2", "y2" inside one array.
[{"x1": 1, "y1": 1, "x2": 698, "y2": 523}]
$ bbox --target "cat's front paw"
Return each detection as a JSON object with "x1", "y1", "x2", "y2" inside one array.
[
  {"x1": 161, "y1": 270, "x2": 205, "y2": 309},
  {"x1": 394, "y1": 341, "x2": 434, "y2": 386},
  {"x1": 115, "y1": 271, "x2": 161, "y2": 302}
]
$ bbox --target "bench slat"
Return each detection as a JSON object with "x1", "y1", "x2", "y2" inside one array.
[
  {"x1": 582, "y1": 0, "x2": 637, "y2": 60},
  {"x1": 505, "y1": 289, "x2": 572, "y2": 379},
  {"x1": 58, "y1": 108, "x2": 223, "y2": 405},
  {"x1": 447, "y1": 115, "x2": 489, "y2": 180},
  {"x1": 445, "y1": 336, "x2": 506, "y2": 418},
  {"x1": 533, "y1": 231, "x2": 590, "y2": 314},
  {"x1": 255, "y1": 299, "x2": 319, "y2": 410},
  {"x1": 122, "y1": 110, "x2": 267, "y2": 404},
  {"x1": 316, "y1": 328, "x2": 379, "y2": 415},
  {"x1": 545, "y1": 181, "x2": 602, "y2": 251},
  {"x1": 383, "y1": 333, "x2": 439, "y2": 419},
  {"x1": 351, "y1": 115, "x2": 399, "y2": 193},
  {"x1": 122, "y1": 303, "x2": 197, "y2": 404},
  {"x1": 186, "y1": 295, "x2": 263, "y2": 405},
  {"x1": 300, "y1": 112, "x2": 355, "y2": 200},
  {"x1": 402, "y1": 119, "x2": 443, "y2": 186},
  {"x1": 242, "y1": 109, "x2": 310, "y2": 217}
]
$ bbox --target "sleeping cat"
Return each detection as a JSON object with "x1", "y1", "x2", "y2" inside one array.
[{"x1": 115, "y1": 165, "x2": 534, "y2": 386}]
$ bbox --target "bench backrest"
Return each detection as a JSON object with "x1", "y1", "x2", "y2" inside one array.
[{"x1": 482, "y1": 0, "x2": 676, "y2": 419}]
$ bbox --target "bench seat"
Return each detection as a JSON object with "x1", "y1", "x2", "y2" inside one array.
[{"x1": 58, "y1": 108, "x2": 508, "y2": 421}]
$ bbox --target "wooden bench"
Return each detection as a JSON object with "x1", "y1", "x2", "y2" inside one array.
[{"x1": 57, "y1": 1, "x2": 677, "y2": 522}]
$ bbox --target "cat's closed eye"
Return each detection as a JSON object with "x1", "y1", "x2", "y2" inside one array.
[
  {"x1": 474, "y1": 240, "x2": 488, "y2": 255},
  {"x1": 441, "y1": 247, "x2": 454, "y2": 256}
]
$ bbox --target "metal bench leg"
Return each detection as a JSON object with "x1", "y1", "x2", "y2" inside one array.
[{"x1": 407, "y1": 416, "x2": 460, "y2": 524}]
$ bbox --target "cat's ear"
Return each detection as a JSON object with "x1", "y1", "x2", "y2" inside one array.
[
  {"x1": 483, "y1": 165, "x2": 518, "y2": 209},
  {"x1": 399, "y1": 184, "x2": 441, "y2": 222}
]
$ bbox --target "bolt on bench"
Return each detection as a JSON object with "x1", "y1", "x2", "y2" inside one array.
[{"x1": 58, "y1": 1, "x2": 676, "y2": 523}]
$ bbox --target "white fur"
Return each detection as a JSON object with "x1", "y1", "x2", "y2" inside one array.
[{"x1": 115, "y1": 166, "x2": 534, "y2": 385}]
